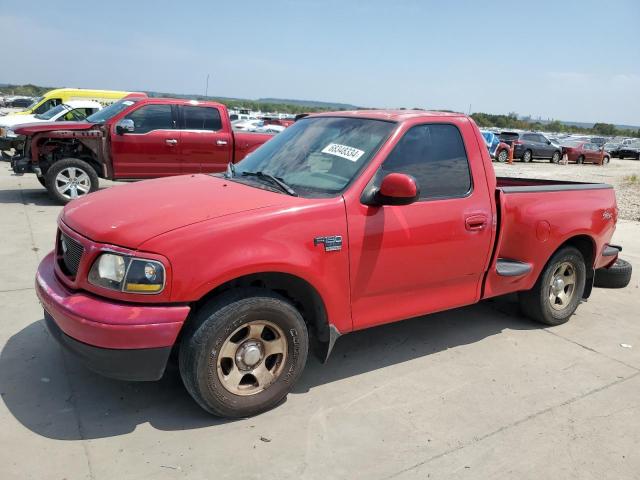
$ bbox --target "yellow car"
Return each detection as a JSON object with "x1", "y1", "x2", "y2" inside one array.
[{"x1": 13, "y1": 88, "x2": 131, "y2": 115}]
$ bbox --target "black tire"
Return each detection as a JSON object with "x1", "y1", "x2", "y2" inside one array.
[
  {"x1": 44, "y1": 158, "x2": 99, "y2": 205},
  {"x1": 618, "y1": 154, "x2": 624, "y2": 159},
  {"x1": 519, "y1": 246, "x2": 586, "y2": 326},
  {"x1": 497, "y1": 149, "x2": 508, "y2": 163},
  {"x1": 576, "y1": 155, "x2": 584, "y2": 164},
  {"x1": 603, "y1": 155, "x2": 610, "y2": 165},
  {"x1": 594, "y1": 258, "x2": 632, "y2": 289},
  {"x1": 36, "y1": 176, "x2": 46, "y2": 187},
  {"x1": 179, "y1": 288, "x2": 309, "y2": 418},
  {"x1": 551, "y1": 151, "x2": 561, "y2": 163},
  {"x1": 522, "y1": 150, "x2": 532, "y2": 163}
]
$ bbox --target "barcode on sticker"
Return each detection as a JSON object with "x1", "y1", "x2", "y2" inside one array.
[{"x1": 321, "y1": 143, "x2": 365, "y2": 162}]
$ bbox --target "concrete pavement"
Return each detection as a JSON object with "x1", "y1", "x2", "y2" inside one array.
[{"x1": 1, "y1": 165, "x2": 639, "y2": 479}]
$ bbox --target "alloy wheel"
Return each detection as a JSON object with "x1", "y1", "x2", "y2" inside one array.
[
  {"x1": 548, "y1": 261, "x2": 577, "y2": 311},
  {"x1": 216, "y1": 320, "x2": 288, "y2": 396},
  {"x1": 55, "y1": 167, "x2": 91, "y2": 200}
]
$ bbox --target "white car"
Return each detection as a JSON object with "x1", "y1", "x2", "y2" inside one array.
[
  {"x1": 0, "y1": 100, "x2": 103, "y2": 139},
  {"x1": 255, "y1": 124, "x2": 285, "y2": 134},
  {"x1": 232, "y1": 119, "x2": 264, "y2": 132}
]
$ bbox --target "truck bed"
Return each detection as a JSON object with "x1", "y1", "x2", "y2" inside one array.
[{"x1": 482, "y1": 177, "x2": 617, "y2": 300}]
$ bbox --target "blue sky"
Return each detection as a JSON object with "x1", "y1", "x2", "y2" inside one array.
[{"x1": 1, "y1": 0, "x2": 639, "y2": 125}]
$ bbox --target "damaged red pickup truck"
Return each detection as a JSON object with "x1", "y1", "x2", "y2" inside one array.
[
  {"x1": 12, "y1": 96, "x2": 272, "y2": 203},
  {"x1": 36, "y1": 110, "x2": 631, "y2": 417}
]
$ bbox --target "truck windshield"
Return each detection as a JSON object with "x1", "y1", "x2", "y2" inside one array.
[
  {"x1": 86, "y1": 98, "x2": 139, "y2": 123},
  {"x1": 233, "y1": 116, "x2": 396, "y2": 197},
  {"x1": 34, "y1": 104, "x2": 68, "y2": 120}
]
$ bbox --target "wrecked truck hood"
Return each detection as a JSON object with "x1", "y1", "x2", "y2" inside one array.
[
  {"x1": 61, "y1": 174, "x2": 295, "y2": 249},
  {"x1": 14, "y1": 121, "x2": 96, "y2": 135}
]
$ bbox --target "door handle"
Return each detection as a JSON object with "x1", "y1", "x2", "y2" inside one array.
[
  {"x1": 165, "y1": 139, "x2": 178, "y2": 145},
  {"x1": 216, "y1": 140, "x2": 228, "y2": 146},
  {"x1": 465, "y1": 215, "x2": 488, "y2": 231}
]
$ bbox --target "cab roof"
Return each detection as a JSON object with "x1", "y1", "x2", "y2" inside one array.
[{"x1": 308, "y1": 109, "x2": 466, "y2": 122}]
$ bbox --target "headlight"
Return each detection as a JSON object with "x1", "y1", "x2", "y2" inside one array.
[
  {"x1": 5, "y1": 128, "x2": 16, "y2": 137},
  {"x1": 88, "y1": 253, "x2": 165, "y2": 294}
]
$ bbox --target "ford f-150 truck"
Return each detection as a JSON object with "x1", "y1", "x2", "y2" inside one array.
[
  {"x1": 11, "y1": 97, "x2": 273, "y2": 203},
  {"x1": 36, "y1": 110, "x2": 631, "y2": 418}
]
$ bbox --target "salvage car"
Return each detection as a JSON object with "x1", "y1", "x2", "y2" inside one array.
[
  {"x1": 36, "y1": 109, "x2": 631, "y2": 417},
  {"x1": 499, "y1": 131, "x2": 562, "y2": 163},
  {"x1": 615, "y1": 141, "x2": 640, "y2": 160},
  {"x1": 0, "y1": 100, "x2": 102, "y2": 150},
  {"x1": 480, "y1": 130, "x2": 510, "y2": 162},
  {"x1": 5, "y1": 88, "x2": 130, "y2": 116},
  {"x1": 561, "y1": 140, "x2": 610, "y2": 165},
  {"x1": 11, "y1": 97, "x2": 274, "y2": 203}
]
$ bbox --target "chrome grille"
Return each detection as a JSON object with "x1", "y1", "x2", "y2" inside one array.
[{"x1": 59, "y1": 233, "x2": 84, "y2": 276}]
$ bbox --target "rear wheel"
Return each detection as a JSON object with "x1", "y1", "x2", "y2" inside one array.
[
  {"x1": 551, "y1": 151, "x2": 560, "y2": 163},
  {"x1": 179, "y1": 288, "x2": 309, "y2": 417},
  {"x1": 497, "y1": 149, "x2": 508, "y2": 163},
  {"x1": 45, "y1": 158, "x2": 99, "y2": 204},
  {"x1": 522, "y1": 150, "x2": 532, "y2": 163},
  {"x1": 576, "y1": 155, "x2": 584, "y2": 164},
  {"x1": 519, "y1": 246, "x2": 586, "y2": 326}
]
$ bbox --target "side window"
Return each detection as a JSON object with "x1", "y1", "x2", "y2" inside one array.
[
  {"x1": 61, "y1": 109, "x2": 89, "y2": 121},
  {"x1": 538, "y1": 135, "x2": 548, "y2": 143},
  {"x1": 182, "y1": 106, "x2": 223, "y2": 131},
  {"x1": 125, "y1": 104, "x2": 174, "y2": 134},
  {"x1": 381, "y1": 124, "x2": 472, "y2": 200}
]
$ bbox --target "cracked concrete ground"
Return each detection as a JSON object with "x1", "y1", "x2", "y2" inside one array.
[{"x1": 1, "y1": 165, "x2": 639, "y2": 480}]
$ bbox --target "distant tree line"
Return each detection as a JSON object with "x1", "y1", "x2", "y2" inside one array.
[
  {"x1": 1, "y1": 84, "x2": 637, "y2": 137},
  {"x1": 471, "y1": 112, "x2": 640, "y2": 138}
]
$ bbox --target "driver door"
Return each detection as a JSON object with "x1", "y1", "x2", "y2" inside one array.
[{"x1": 346, "y1": 121, "x2": 494, "y2": 330}]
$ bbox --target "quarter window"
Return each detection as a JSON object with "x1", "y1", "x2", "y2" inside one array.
[
  {"x1": 125, "y1": 104, "x2": 173, "y2": 134},
  {"x1": 381, "y1": 124, "x2": 472, "y2": 200},
  {"x1": 183, "y1": 106, "x2": 222, "y2": 131}
]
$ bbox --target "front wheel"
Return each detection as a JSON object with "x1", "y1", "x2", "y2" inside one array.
[
  {"x1": 519, "y1": 246, "x2": 586, "y2": 326},
  {"x1": 179, "y1": 289, "x2": 309, "y2": 418},
  {"x1": 497, "y1": 149, "x2": 509, "y2": 163},
  {"x1": 576, "y1": 155, "x2": 584, "y2": 164},
  {"x1": 44, "y1": 158, "x2": 99, "y2": 204},
  {"x1": 522, "y1": 150, "x2": 532, "y2": 163},
  {"x1": 602, "y1": 155, "x2": 610, "y2": 165},
  {"x1": 551, "y1": 151, "x2": 560, "y2": 163}
]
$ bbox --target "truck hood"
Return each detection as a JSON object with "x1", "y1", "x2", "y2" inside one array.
[
  {"x1": 14, "y1": 121, "x2": 95, "y2": 135},
  {"x1": 62, "y1": 174, "x2": 295, "y2": 248}
]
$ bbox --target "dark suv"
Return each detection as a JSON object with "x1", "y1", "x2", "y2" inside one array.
[{"x1": 499, "y1": 131, "x2": 562, "y2": 163}]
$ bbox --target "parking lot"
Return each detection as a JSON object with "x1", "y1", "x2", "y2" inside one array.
[{"x1": 1, "y1": 163, "x2": 639, "y2": 479}]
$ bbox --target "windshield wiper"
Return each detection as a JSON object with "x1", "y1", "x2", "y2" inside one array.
[{"x1": 241, "y1": 171, "x2": 297, "y2": 196}]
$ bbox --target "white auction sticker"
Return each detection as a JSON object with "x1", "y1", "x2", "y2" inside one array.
[{"x1": 321, "y1": 143, "x2": 365, "y2": 162}]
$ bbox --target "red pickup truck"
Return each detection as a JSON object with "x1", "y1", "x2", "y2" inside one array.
[
  {"x1": 11, "y1": 97, "x2": 272, "y2": 203},
  {"x1": 36, "y1": 110, "x2": 631, "y2": 418}
]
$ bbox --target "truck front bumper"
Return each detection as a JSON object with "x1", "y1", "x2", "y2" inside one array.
[{"x1": 36, "y1": 252, "x2": 191, "y2": 381}]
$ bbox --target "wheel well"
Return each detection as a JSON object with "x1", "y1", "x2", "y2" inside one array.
[
  {"x1": 556, "y1": 234, "x2": 596, "y2": 298},
  {"x1": 188, "y1": 272, "x2": 330, "y2": 348}
]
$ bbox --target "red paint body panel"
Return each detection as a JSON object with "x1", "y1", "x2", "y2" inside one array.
[
  {"x1": 37, "y1": 110, "x2": 621, "y2": 360},
  {"x1": 36, "y1": 252, "x2": 189, "y2": 349}
]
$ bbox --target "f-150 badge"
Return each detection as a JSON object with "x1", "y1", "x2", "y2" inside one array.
[{"x1": 314, "y1": 235, "x2": 343, "y2": 252}]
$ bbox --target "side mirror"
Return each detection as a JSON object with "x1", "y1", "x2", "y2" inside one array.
[
  {"x1": 547, "y1": 140, "x2": 551, "y2": 145},
  {"x1": 115, "y1": 118, "x2": 135, "y2": 135},
  {"x1": 374, "y1": 173, "x2": 419, "y2": 206}
]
